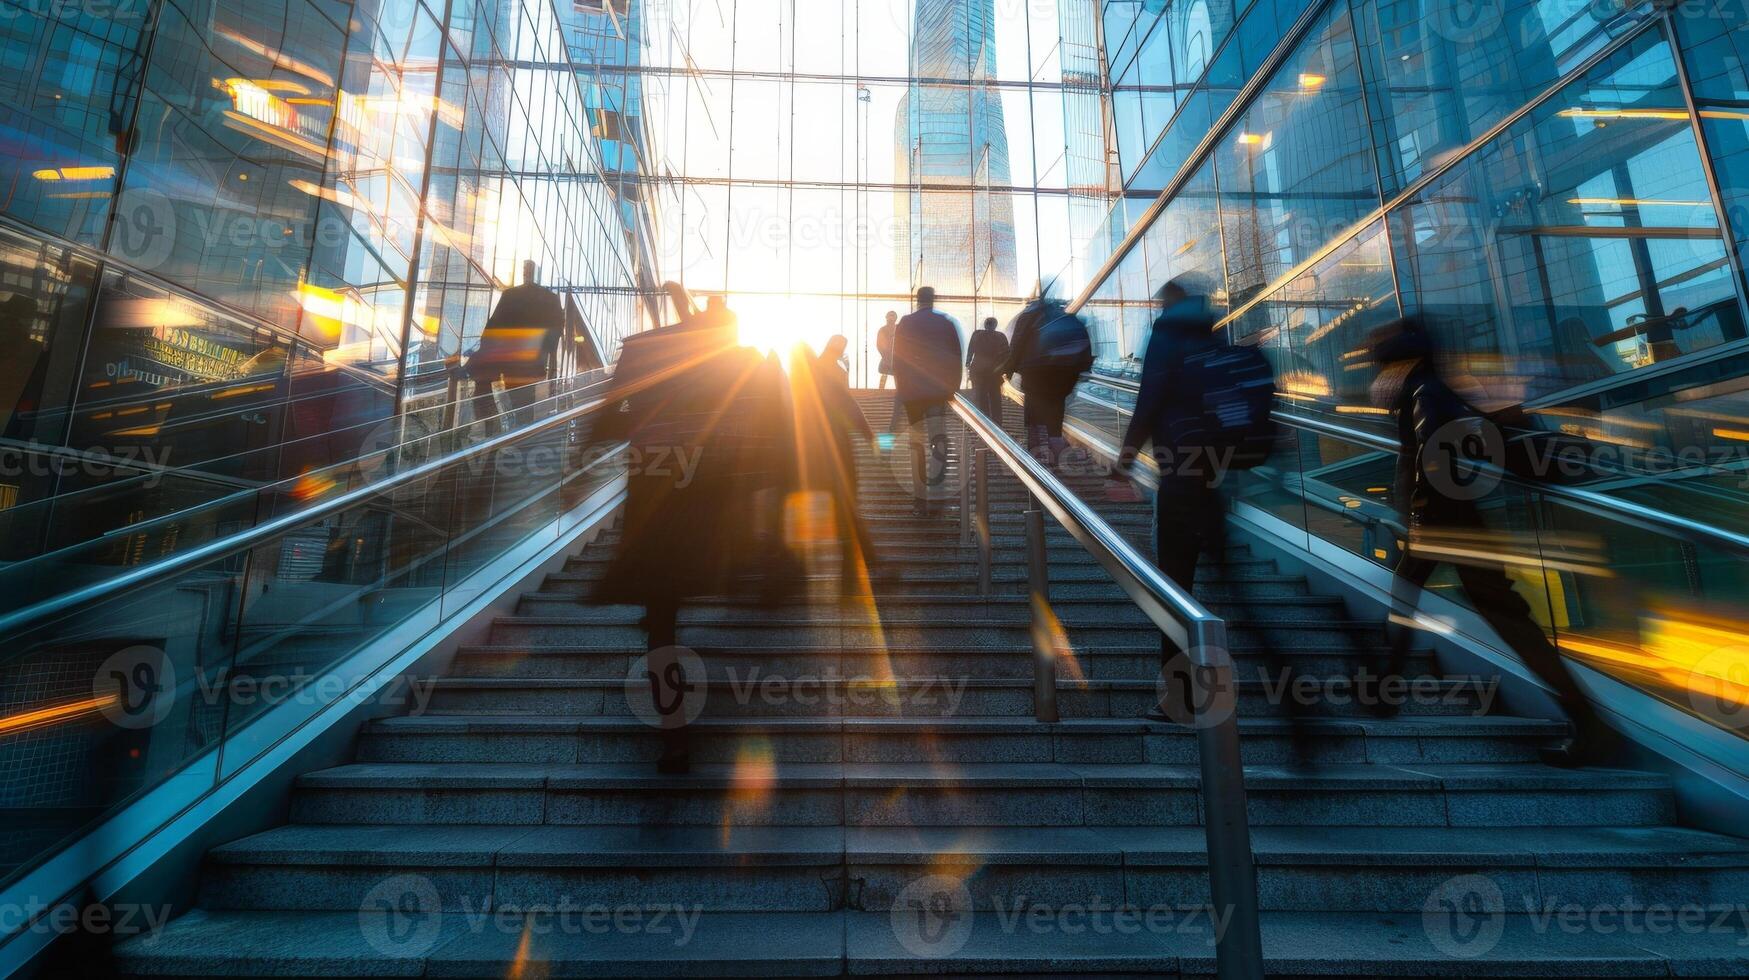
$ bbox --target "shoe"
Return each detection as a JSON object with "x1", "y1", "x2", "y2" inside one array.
[
  {"x1": 1143, "y1": 707, "x2": 1174, "y2": 724},
  {"x1": 1538, "y1": 738, "x2": 1586, "y2": 768}
]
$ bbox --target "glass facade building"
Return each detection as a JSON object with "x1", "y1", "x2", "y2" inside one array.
[{"x1": 0, "y1": 0, "x2": 663, "y2": 557}]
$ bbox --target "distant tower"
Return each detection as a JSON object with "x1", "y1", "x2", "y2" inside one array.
[{"x1": 893, "y1": 0, "x2": 1017, "y2": 299}]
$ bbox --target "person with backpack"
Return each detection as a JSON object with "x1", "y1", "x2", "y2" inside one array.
[
  {"x1": 893, "y1": 287, "x2": 964, "y2": 517},
  {"x1": 966, "y1": 316, "x2": 1010, "y2": 426},
  {"x1": 1001, "y1": 291, "x2": 1093, "y2": 467},
  {"x1": 1116, "y1": 278, "x2": 1279, "y2": 725},
  {"x1": 1365, "y1": 316, "x2": 1591, "y2": 766}
]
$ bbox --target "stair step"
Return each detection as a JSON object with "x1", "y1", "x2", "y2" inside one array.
[
  {"x1": 357, "y1": 714, "x2": 1568, "y2": 766},
  {"x1": 513, "y1": 594, "x2": 1345, "y2": 624},
  {"x1": 194, "y1": 823, "x2": 1749, "y2": 914},
  {"x1": 286, "y1": 762, "x2": 1674, "y2": 829},
  {"x1": 448, "y1": 644, "x2": 1435, "y2": 682}
]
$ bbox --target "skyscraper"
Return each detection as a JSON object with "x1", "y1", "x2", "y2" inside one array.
[{"x1": 893, "y1": 0, "x2": 1018, "y2": 299}]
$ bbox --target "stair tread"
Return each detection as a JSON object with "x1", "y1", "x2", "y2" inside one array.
[
  {"x1": 296, "y1": 760, "x2": 1669, "y2": 791},
  {"x1": 207, "y1": 822, "x2": 1749, "y2": 868},
  {"x1": 114, "y1": 907, "x2": 1749, "y2": 976},
  {"x1": 368, "y1": 714, "x2": 1568, "y2": 737}
]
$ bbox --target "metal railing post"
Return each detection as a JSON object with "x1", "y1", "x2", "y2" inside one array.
[
  {"x1": 959, "y1": 428, "x2": 972, "y2": 547},
  {"x1": 1189, "y1": 617, "x2": 1264, "y2": 980},
  {"x1": 1026, "y1": 501, "x2": 1057, "y2": 722},
  {"x1": 974, "y1": 447, "x2": 991, "y2": 595}
]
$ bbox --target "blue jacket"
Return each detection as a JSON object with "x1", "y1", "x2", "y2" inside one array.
[{"x1": 893, "y1": 308, "x2": 963, "y2": 402}]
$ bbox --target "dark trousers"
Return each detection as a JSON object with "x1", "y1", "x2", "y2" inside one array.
[
  {"x1": 1383, "y1": 543, "x2": 1593, "y2": 730},
  {"x1": 970, "y1": 375, "x2": 1004, "y2": 428},
  {"x1": 644, "y1": 598, "x2": 691, "y2": 765},
  {"x1": 1152, "y1": 478, "x2": 1296, "y2": 721},
  {"x1": 1020, "y1": 369, "x2": 1076, "y2": 456},
  {"x1": 469, "y1": 377, "x2": 502, "y2": 435},
  {"x1": 903, "y1": 399, "x2": 948, "y2": 508}
]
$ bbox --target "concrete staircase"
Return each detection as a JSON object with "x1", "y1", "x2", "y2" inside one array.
[{"x1": 116, "y1": 391, "x2": 1749, "y2": 976}]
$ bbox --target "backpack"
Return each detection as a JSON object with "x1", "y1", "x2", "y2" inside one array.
[
  {"x1": 1026, "y1": 311, "x2": 1094, "y2": 373},
  {"x1": 1182, "y1": 343, "x2": 1277, "y2": 471}
]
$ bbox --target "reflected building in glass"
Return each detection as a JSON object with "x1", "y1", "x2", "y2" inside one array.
[
  {"x1": 893, "y1": 0, "x2": 1019, "y2": 299},
  {"x1": 0, "y1": 0, "x2": 662, "y2": 557}
]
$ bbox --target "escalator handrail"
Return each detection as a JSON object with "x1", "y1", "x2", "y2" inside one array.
[
  {"x1": 0, "y1": 390, "x2": 621, "y2": 641},
  {"x1": 1082, "y1": 371, "x2": 1749, "y2": 557}
]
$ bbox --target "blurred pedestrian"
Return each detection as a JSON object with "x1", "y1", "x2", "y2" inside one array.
[
  {"x1": 1002, "y1": 288, "x2": 1092, "y2": 467},
  {"x1": 466, "y1": 260, "x2": 565, "y2": 434},
  {"x1": 1118, "y1": 278, "x2": 1283, "y2": 727},
  {"x1": 790, "y1": 336, "x2": 878, "y2": 594},
  {"x1": 966, "y1": 316, "x2": 1010, "y2": 427},
  {"x1": 1366, "y1": 316, "x2": 1592, "y2": 766},
  {"x1": 595, "y1": 291, "x2": 795, "y2": 773},
  {"x1": 892, "y1": 286, "x2": 963, "y2": 517}
]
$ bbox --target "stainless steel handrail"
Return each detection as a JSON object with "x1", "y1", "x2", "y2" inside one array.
[
  {"x1": 949, "y1": 392, "x2": 1265, "y2": 980},
  {"x1": 0, "y1": 390, "x2": 623, "y2": 640},
  {"x1": 1082, "y1": 371, "x2": 1749, "y2": 557}
]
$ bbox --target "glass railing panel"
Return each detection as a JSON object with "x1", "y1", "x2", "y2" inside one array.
[
  {"x1": 0, "y1": 552, "x2": 246, "y2": 888},
  {"x1": 0, "y1": 383, "x2": 623, "y2": 892},
  {"x1": 218, "y1": 468, "x2": 457, "y2": 778}
]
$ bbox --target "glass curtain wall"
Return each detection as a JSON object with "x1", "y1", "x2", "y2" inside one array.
[
  {"x1": 0, "y1": 0, "x2": 659, "y2": 560},
  {"x1": 632, "y1": 0, "x2": 1119, "y2": 384}
]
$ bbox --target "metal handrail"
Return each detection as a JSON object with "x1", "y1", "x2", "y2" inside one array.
[
  {"x1": 1082, "y1": 371, "x2": 1749, "y2": 557},
  {"x1": 949, "y1": 392, "x2": 1265, "y2": 980},
  {"x1": 0, "y1": 390, "x2": 622, "y2": 640}
]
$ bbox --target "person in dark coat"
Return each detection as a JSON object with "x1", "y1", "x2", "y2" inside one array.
[
  {"x1": 892, "y1": 287, "x2": 963, "y2": 517},
  {"x1": 1119, "y1": 276, "x2": 1287, "y2": 728},
  {"x1": 1001, "y1": 292, "x2": 1090, "y2": 466},
  {"x1": 595, "y1": 294, "x2": 795, "y2": 772},
  {"x1": 1365, "y1": 316, "x2": 1592, "y2": 766},
  {"x1": 966, "y1": 316, "x2": 1010, "y2": 427},
  {"x1": 467, "y1": 260, "x2": 566, "y2": 434},
  {"x1": 789, "y1": 336, "x2": 877, "y2": 593}
]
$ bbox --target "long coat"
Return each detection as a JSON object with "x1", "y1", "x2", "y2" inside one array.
[{"x1": 595, "y1": 318, "x2": 795, "y2": 607}]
